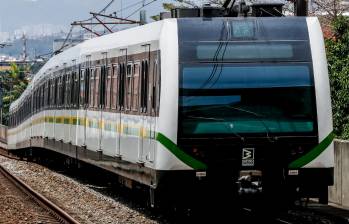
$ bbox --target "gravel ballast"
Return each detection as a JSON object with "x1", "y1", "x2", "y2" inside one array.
[{"x1": 0, "y1": 155, "x2": 159, "y2": 224}]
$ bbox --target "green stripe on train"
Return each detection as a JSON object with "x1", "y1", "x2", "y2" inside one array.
[
  {"x1": 288, "y1": 132, "x2": 335, "y2": 169},
  {"x1": 156, "y1": 132, "x2": 207, "y2": 170}
]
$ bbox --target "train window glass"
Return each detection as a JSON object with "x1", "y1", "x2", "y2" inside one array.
[
  {"x1": 126, "y1": 63, "x2": 133, "y2": 110},
  {"x1": 177, "y1": 18, "x2": 309, "y2": 42},
  {"x1": 140, "y1": 61, "x2": 144, "y2": 111},
  {"x1": 180, "y1": 41, "x2": 310, "y2": 62},
  {"x1": 181, "y1": 64, "x2": 311, "y2": 89},
  {"x1": 132, "y1": 63, "x2": 140, "y2": 111},
  {"x1": 50, "y1": 80, "x2": 52, "y2": 107},
  {"x1": 89, "y1": 69, "x2": 95, "y2": 108},
  {"x1": 111, "y1": 65, "x2": 118, "y2": 110},
  {"x1": 41, "y1": 86, "x2": 44, "y2": 110},
  {"x1": 141, "y1": 60, "x2": 149, "y2": 113},
  {"x1": 75, "y1": 71, "x2": 80, "y2": 107},
  {"x1": 99, "y1": 66, "x2": 106, "y2": 108},
  {"x1": 152, "y1": 60, "x2": 158, "y2": 113},
  {"x1": 95, "y1": 68, "x2": 100, "y2": 108},
  {"x1": 66, "y1": 74, "x2": 71, "y2": 107},
  {"x1": 179, "y1": 63, "x2": 315, "y2": 135},
  {"x1": 118, "y1": 64, "x2": 126, "y2": 109},
  {"x1": 47, "y1": 81, "x2": 50, "y2": 107},
  {"x1": 197, "y1": 43, "x2": 292, "y2": 59},
  {"x1": 106, "y1": 67, "x2": 112, "y2": 109},
  {"x1": 80, "y1": 70, "x2": 85, "y2": 107},
  {"x1": 74, "y1": 71, "x2": 78, "y2": 106},
  {"x1": 40, "y1": 87, "x2": 43, "y2": 110},
  {"x1": 61, "y1": 75, "x2": 66, "y2": 106},
  {"x1": 85, "y1": 69, "x2": 90, "y2": 106},
  {"x1": 70, "y1": 72, "x2": 75, "y2": 107},
  {"x1": 53, "y1": 78, "x2": 57, "y2": 107}
]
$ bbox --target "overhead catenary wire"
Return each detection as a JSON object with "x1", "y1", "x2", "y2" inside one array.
[
  {"x1": 51, "y1": 0, "x2": 116, "y2": 56},
  {"x1": 111, "y1": 0, "x2": 158, "y2": 30},
  {"x1": 53, "y1": 25, "x2": 74, "y2": 55},
  {"x1": 126, "y1": 0, "x2": 158, "y2": 18}
]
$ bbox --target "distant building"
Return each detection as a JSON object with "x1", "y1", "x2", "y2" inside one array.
[{"x1": 0, "y1": 55, "x2": 17, "y2": 71}]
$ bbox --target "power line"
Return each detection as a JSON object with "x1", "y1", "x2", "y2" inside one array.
[
  {"x1": 53, "y1": 26, "x2": 74, "y2": 55},
  {"x1": 126, "y1": 0, "x2": 158, "y2": 19}
]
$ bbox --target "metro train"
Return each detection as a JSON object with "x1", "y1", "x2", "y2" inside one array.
[{"x1": 7, "y1": 16, "x2": 334, "y2": 207}]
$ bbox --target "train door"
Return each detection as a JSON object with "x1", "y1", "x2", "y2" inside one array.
[
  {"x1": 141, "y1": 45, "x2": 156, "y2": 164},
  {"x1": 111, "y1": 64, "x2": 121, "y2": 157},
  {"x1": 99, "y1": 53, "x2": 107, "y2": 152},
  {"x1": 70, "y1": 63, "x2": 79, "y2": 145},
  {"x1": 148, "y1": 52, "x2": 159, "y2": 163},
  {"x1": 138, "y1": 45, "x2": 149, "y2": 163},
  {"x1": 77, "y1": 66, "x2": 85, "y2": 146},
  {"x1": 118, "y1": 49, "x2": 127, "y2": 158}
]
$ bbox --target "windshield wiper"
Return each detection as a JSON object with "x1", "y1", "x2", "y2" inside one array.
[
  {"x1": 225, "y1": 105, "x2": 276, "y2": 142},
  {"x1": 183, "y1": 115, "x2": 244, "y2": 141},
  {"x1": 185, "y1": 115, "x2": 224, "y2": 121}
]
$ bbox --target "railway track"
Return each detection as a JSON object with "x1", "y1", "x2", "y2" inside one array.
[{"x1": 0, "y1": 164, "x2": 80, "y2": 224}]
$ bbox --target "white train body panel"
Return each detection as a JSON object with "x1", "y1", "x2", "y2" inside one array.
[{"x1": 305, "y1": 17, "x2": 334, "y2": 168}]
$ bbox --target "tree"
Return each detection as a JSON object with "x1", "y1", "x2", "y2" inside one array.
[
  {"x1": 0, "y1": 63, "x2": 29, "y2": 125},
  {"x1": 326, "y1": 16, "x2": 349, "y2": 138},
  {"x1": 311, "y1": 0, "x2": 349, "y2": 25}
]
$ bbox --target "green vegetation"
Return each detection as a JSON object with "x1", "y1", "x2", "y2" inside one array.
[
  {"x1": 0, "y1": 63, "x2": 29, "y2": 125},
  {"x1": 326, "y1": 16, "x2": 349, "y2": 139}
]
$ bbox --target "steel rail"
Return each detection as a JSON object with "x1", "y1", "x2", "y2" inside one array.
[{"x1": 0, "y1": 164, "x2": 80, "y2": 224}]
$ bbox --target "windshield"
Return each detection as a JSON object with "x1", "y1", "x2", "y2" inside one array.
[{"x1": 179, "y1": 63, "x2": 316, "y2": 137}]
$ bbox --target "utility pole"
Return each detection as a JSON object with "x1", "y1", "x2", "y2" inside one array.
[{"x1": 295, "y1": 0, "x2": 308, "y2": 16}]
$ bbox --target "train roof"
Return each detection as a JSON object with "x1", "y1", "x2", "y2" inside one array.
[
  {"x1": 10, "y1": 18, "x2": 172, "y2": 111},
  {"x1": 10, "y1": 16, "x2": 320, "y2": 111}
]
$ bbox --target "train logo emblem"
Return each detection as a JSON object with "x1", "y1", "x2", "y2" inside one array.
[{"x1": 242, "y1": 148, "x2": 255, "y2": 166}]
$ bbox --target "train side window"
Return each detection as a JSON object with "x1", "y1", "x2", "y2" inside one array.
[
  {"x1": 106, "y1": 67, "x2": 112, "y2": 109},
  {"x1": 42, "y1": 85, "x2": 45, "y2": 110},
  {"x1": 39, "y1": 86, "x2": 42, "y2": 111},
  {"x1": 73, "y1": 71, "x2": 78, "y2": 107},
  {"x1": 66, "y1": 74, "x2": 70, "y2": 107},
  {"x1": 141, "y1": 60, "x2": 149, "y2": 113},
  {"x1": 47, "y1": 80, "x2": 51, "y2": 108},
  {"x1": 38, "y1": 89, "x2": 40, "y2": 111},
  {"x1": 34, "y1": 90, "x2": 37, "y2": 112},
  {"x1": 41, "y1": 86, "x2": 43, "y2": 110},
  {"x1": 80, "y1": 69, "x2": 85, "y2": 108},
  {"x1": 152, "y1": 59, "x2": 160, "y2": 113},
  {"x1": 126, "y1": 63, "x2": 133, "y2": 110},
  {"x1": 85, "y1": 68, "x2": 90, "y2": 107},
  {"x1": 132, "y1": 63, "x2": 140, "y2": 111},
  {"x1": 118, "y1": 63, "x2": 125, "y2": 110},
  {"x1": 70, "y1": 72, "x2": 75, "y2": 107},
  {"x1": 95, "y1": 68, "x2": 100, "y2": 108},
  {"x1": 61, "y1": 75, "x2": 66, "y2": 107},
  {"x1": 75, "y1": 70, "x2": 80, "y2": 107},
  {"x1": 37, "y1": 88, "x2": 40, "y2": 111},
  {"x1": 111, "y1": 65, "x2": 118, "y2": 110},
  {"x1": 53, "y1": 78, "x2": 57, "y2": 107},
  {"x1": 99, "y1": 66, "x2": 106, "y2": 109},
  {"x1": 89, "y1": 68, "x2": 95, "y2": 108}
]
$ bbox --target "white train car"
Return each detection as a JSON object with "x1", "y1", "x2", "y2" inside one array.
[{"x1": 8, "y1": 17, "x2": 334, "y2": 206}]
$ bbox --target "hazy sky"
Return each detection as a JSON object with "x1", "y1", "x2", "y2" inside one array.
[{"x1": 0, "y1": 0, "x2": 172, "y2": 32}]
